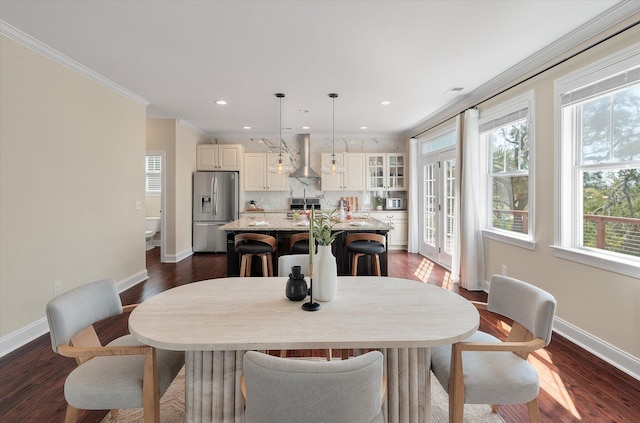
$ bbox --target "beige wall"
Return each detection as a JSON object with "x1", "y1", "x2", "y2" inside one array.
[
  {"x1": 0, "y1": 36, "x2": 147, "y2": 337},
  {"x1": 475, "y1": 27, "x2": 639, "y2": 356},
  {"x1": 175, "y1": 124, "x2": 203, "y2": 254},
  {"x1": 146, "y1": 119, "x2": 203, "y2": 259}
]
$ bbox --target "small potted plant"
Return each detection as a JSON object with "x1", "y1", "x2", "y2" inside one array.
[
  {"x1": 375, "y1": 196, "x2": 384, "y2": 211},
  {"x1": 312, "y1": 209, "x2": 342, "y2": 246}
]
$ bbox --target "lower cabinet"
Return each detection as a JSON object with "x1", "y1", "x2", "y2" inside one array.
[{"x1": 369, "y1": 211, "x2": 408, "y2": 250}]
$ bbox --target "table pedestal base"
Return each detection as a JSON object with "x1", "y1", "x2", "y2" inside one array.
[{"x1": 185, "y1": 348, "x2": 431, "y2": 423}]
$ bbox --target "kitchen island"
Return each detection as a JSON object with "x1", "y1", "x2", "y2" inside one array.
[{"x1": 220, "y1": 215, "x2": 392, "y2": 276}]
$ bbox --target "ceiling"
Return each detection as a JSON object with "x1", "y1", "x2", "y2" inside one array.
[{"x1": 0, "y1": 0, "x2": 629, "y2": 138}]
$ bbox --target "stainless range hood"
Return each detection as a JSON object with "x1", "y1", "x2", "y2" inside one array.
[{"x1": 291, "y1": 134, "x2": 321, "y2": 178}]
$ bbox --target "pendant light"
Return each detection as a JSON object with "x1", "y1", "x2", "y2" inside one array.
[
  {"x1": 321, "y1": 93, "x2": 346, "y2": 174},
  {"x1": 268, "y1": 92, "x2": 294, "y2": 174}
]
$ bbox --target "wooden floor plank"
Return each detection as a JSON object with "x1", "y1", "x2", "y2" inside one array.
[{"x1": 0, "y1": 249, "x2": 638, "y2": 422}]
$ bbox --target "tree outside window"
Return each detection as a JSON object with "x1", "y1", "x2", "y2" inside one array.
[
  {"x1": 578, "y1": 84, "x2": 640, "y2": 257},
  {"x1": 485, "y1": 119, "x2": 530, "y2": 235}
]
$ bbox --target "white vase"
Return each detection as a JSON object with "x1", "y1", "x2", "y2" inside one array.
[{"x1": 313, "y1": 245, "x2": 337, "y2": 302}]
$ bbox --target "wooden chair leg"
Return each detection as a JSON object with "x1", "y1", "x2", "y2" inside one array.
[
  {"x1": 142, "y1": 349, "x2": 160, "y2": 423},
  {"x1": 374, "y1": 254, "x2": 381, "y2": 276},
  {"x1": 267, "y1": 252, "x2": 273, "y2": 276},
  {"x1": 449, "y1": 345, "x2": 465, "y2": 423},
  {"x1": 351, "y1": 253, "x2": 359, "y2": 276},
  {"x1": 240, "y1": 255, "x2": 247, "y2": 277},
  {"x1": 491, "y1": 404, "x2": 499, "y2": 413},
  {"x1": 64, "y1": 404, "x2": 78, "y2": 423},
  {"x1": 246, "y1": 255, "x2": 253, "y2": 276},
  {"x1": 110, "y1": 409, "x2": 120, "y2": 418},
  {"x1": 527, "y1": 398, "x2": 541, "y2": 423},
  {"x1": 260, "y1": 254, "x2": 268, "y2": 277},
  {"x1": 341, "y1": 349, "x2": 350, "y2": 360}
]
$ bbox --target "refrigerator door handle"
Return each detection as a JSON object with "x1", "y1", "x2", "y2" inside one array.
[{"x1": 211, "y1": 175, "x2": 218, "y2": 216}]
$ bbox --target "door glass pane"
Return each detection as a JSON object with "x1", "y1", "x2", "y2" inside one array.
[
  {"x1": 424, "y1": 164, "x2": 436, "y2": 247},
  {"x1": 444, "y1": 159, "x2": 456, "y2": 254}
]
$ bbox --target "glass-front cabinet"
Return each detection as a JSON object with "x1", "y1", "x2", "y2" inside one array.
[{"x1": 366, "y1": 153, "x2": 405, "y2": 191}]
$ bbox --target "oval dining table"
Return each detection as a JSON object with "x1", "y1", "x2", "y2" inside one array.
[{"x1": 129, "y1": 276, "x2": 479, "y2": 423}]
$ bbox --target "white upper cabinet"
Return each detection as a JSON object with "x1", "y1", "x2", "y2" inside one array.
[
  {"x1": 320, "y1": 153, "x2": 365, "y2": 191},
  {"x1": 197, "y1": 144, "x2": 243, "y2": 171},
  {"x1": 366, "y1": 153, "x2": 406, "y2": 191},
  {"x1": 243, "y1": 153, "x2": 289, "y2": 192}
]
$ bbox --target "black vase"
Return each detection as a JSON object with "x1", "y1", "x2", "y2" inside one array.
[{"x1": 285, "y1": 265, "x2": 308, "y2": 301}]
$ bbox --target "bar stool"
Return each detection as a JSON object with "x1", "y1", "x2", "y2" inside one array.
[
  {"x1": 290, "y1": 232, "x2": 315, "y2": 254},
  {"x1": 345, "y1": 233, "x2": 386, "y2": 276},
  {"x1": 235, "y1": 233, "x2": 277, "y2": 277}
]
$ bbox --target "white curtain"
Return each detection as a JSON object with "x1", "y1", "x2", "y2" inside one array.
[
  {"x1": 407, "y1": 138, "x2": 419, "y2": 253},
  {"x1": 459, "y1": 109, "x2": 484, "y2": 290},
  {"x1": 451, "y1": 116, "x2": 462, "y2": 283}
]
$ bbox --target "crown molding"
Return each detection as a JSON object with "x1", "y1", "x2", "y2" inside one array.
[
  {"x1": 177, "y1": 119, "x2": 208, "y2": 137},
  {"x1": 0, "y1": 20, "x2": 150, "y2": 107},
  {"x1": 405, "y1": 1, "x2": 640, "y2": 138}
]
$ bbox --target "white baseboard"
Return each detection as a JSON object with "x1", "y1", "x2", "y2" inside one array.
[
  {"x1": 164, "y1": 248, "x2": 193, "y2": 263},
  {"x1": 0, "y1": 270, "x2": 148, "y2": 358},
  {"x1": 553, "y1": 317, "x2": 639, "y2": 381}
]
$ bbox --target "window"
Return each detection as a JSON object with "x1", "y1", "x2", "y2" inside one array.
[
  {"x1": 555, "y1": 44, "x2": 640, "y2": 277},
  {"x1": 145, "y1": 155, "x2": 161, "y2": 195},
  {"x1": 479, "y1": 91, "x2": 535, "y2": 249}
]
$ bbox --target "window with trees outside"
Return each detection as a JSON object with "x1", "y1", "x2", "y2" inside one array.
[
  {"x1": 145, "y1": 155, "x2": 161, "y2": 195},
  {"x1": 479, "y1": 91, "x2": 535, "y2": 248},
  {"x1": 555, "y1": 45, "x2": 639, "y2": 277}
]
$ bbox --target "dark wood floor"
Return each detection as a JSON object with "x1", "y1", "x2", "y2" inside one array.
[{"x1": 1, "y1": 249, "x2": 638, "y2": 422}]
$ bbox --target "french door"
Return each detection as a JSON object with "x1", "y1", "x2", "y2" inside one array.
[{"x1": 419, "y1": 149, "x2": 456, "y2": 269}]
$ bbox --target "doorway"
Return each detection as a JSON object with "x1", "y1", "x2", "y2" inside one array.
[
  {"x1": 419, "y1": 148, "x2": 456, "y2": 269},
  {"x1": 145, "y1": 151, "x2": 166, "y2": 262}
]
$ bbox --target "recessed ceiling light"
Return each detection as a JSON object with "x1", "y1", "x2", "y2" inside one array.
[
  {"x1": 302, "y1": 126, "x2": 310, "y2": 129},
  {"x1": 360, "y1": 126, "x2": 368, "y2": 130},
  {"x1": 215, "y1": 100, "x2": 227, "y2": 105},
  {"x1": 380, "y1": 100, "x2": 391, "y2": 106},
  {"x1": 299, "y1": 110, "x2": 309, "y2": 113},
  {"x1": 243, "y1": 126, "x2": 251, "y2": 129}
]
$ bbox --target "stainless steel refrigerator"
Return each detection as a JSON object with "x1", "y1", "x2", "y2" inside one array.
[{"x1": 193, "y1": 171, "x2": 239, "y2": 252}]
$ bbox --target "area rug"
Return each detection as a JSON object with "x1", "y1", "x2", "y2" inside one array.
[{"x1": 101, "y1": 368, "x2": 505, "y2": 423}]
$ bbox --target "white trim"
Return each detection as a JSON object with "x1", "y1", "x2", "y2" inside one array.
[
  {"x1": 178, "y1": 119, "x2": 208, "y2": 137},
  {"x1": 479, "y1": 90, "x2": 536, "y2": 246},
  {"x1": 553, "y1": 317, "x2": 640, "y2": 381},
  {"x1": 551, "y1": 246, "x2": 639, "y2": 278},
  {"x1": 164, "y1": 248, "x2": 194, "y2": 263},
  {"x1": 0, "y1": 318, "x2": 49, "y2": 358},
  {"x1": 482, "y1": 229, "x2": 537, "y2": 251},
  {"x1": 553, "y1": 42, "x2": 640, "y2": 273},
  {"x1": 0, "y1": 270, "x2": 148, "y2": 357},
  {"x1": 405, "y1": 1, "x2": 640, "y2": 139},
  {"x1": 0, "y1": 20, "x2": 150, "y2": 107}
]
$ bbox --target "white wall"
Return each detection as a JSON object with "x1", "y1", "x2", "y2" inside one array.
[{"x1": 0, "y1": 36, "x2": 147, "y2": 339}]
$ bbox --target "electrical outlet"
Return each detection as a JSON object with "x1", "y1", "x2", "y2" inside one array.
[
  {"x1": 501, "y1": 265, "x2": 507, "y2": 276},
  {"x1": 53, "y1": 281, "x2": 62, "y2": 296}
]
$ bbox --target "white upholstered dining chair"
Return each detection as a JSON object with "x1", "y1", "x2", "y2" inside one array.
[
  {"x1": 430, "y1": 274, "x2": 557, "y2": 423},
  {"x1": 242, "y1": 350, "x2": 385, "y2": 423},
  {"x1": 277, "y1": 254, "x2": 310, "y2": 277},
  {"x1": 46, "y1": 277, "x2": 184, "y2": 423}
]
